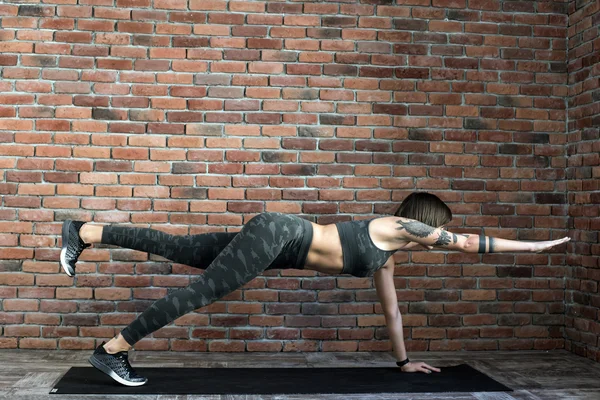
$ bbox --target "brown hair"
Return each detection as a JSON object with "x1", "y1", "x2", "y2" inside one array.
[{"x1": 394, "y1": 192, "x2": 452, "y2": 228}]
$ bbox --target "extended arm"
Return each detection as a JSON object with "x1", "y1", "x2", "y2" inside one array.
[
  {"x1": 374, "y1": 259, "x2": 440, "y2": 374},
  {"x1": 393, "y1": 217, "x2": 570, "y2": 253}
]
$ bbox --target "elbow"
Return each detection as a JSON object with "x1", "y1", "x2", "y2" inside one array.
[
  {"x1": 385, "y1": 309, "x2": 401, "y2": 322},
  {"x1": 463, "y1": 236, "x2": 477, "y2": 253}
]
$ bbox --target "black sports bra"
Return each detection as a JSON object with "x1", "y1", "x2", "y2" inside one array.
[{"x1": 335, "y1": 218, "x2": 396, "y2": 277}]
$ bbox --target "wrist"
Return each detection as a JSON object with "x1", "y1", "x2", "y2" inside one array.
[{"x1": 396, "y1": 358, "x2": 410, "y2": 368}]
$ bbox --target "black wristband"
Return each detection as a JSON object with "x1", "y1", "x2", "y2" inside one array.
[
  {"x1": 396, "y1": 358, "x2": 410, "y2": 367},
  {"x1": 478, "y1": 235, "x2": 486, "y2": 253}
]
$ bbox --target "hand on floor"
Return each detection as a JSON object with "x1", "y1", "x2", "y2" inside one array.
[{"x1": 400, "y1": 361, "x2": 441, "y2": 374}]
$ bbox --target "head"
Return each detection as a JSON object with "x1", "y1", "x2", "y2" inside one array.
[{"x1": 395, "y1": 192, "x2": 452, "y2": 228}]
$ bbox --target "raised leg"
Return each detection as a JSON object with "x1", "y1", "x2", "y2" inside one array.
[
  {"x1": 99, "y1": 225, "x2": 237, "y2": 269},
  {"x1": 117, "y1": 213, "x2": 301, "y2": 345}
]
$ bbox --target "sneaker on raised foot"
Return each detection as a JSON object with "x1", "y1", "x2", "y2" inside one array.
[
  {"x1": 88, "y1": 342, "x2": 148, "y2": 387},
  {"x1": 59, "y1": 220, "x2": 90, "y2": 277}
]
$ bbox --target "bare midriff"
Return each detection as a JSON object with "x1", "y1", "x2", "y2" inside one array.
[{"x1": 303, "y1": 222, "x2": 345, "y2": 275}]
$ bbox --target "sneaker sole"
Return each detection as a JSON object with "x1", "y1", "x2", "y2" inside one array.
[
  {"x1": 60, "y1": 220, "x2": 74, "y2": 277},
  {"x1": 88, "y1": 354, "x2": 148, "y2": 387}
]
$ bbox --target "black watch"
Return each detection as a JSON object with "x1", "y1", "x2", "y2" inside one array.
[{"x1": 396, "y1": 358, "x2": 410, "y2": 367}]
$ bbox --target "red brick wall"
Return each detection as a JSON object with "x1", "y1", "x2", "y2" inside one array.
[
  {"x1": 566, "y1": 0, "x2": 600, "y2": 363},
  {"x1": 0, "y1": 0, "x2": 572, "y2": 353}
]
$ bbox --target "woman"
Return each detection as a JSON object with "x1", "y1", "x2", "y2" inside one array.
[{"x1": 60, "y1": 192, "x2": 569, "y2": 386}]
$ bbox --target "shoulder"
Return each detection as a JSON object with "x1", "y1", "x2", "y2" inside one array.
[
  {"x1": 368, "y1": 216, "x2": 399, "y2": 227},
  {"x1": 373, "y1": 216, "x2": 442, "y2": 242},
  {"x1": 369, "y1": 216, "x2": 404, "y2": 230},
  {"x1": 368, "y1": 216, "x2": 402, "y2": 243}
]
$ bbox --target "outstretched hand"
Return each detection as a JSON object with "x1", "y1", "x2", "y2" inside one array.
[
  {"x1": 530, "y1": 237, "x2": 570, "y2": 253},
  {"x1": 400, "y1": 361, "x2": 441, "y2": 374}
]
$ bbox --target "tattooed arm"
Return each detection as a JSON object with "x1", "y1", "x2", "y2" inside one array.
[{"x1": 393, "y1": 217, "x2": 570, "y2": 253}]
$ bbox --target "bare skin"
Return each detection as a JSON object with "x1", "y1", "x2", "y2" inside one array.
[
  {"x1": 79, "y1": 219, "x2": 409, "y2": 276},
  {"x1": 77, "y1": 225, "x2": 134, "y2": 353},
  {"x1": 306, "y1": 216, "x2": 568, "y2": 374},
  {"x1": 79, "y1": 222, "x2": 354, "y2": 354},
  {"x1": 79, "y1": 224, "x2": 103, "y2": 245},
  {"x1": 78, "y1": 217, "x2": 569, "y2": 372}
]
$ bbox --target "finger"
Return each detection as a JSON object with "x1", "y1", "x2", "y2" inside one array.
[
  {"x1": 419, "y1": 367, "x2": 432, "y2": 374},
  {"x1": 423, "y1": 364, "x2": 441, "y2": 373},
  {"x1": 423, "y1": 364, "x2": 441, "y2": 372},
  {"x1": 542, "y1": 239, "x2": 567, "y2": 251}
]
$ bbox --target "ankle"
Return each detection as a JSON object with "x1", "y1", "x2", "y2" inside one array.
[
  {"x1": 103, "y1": 343, "x2": 130, "y2": 354},
  {"x1": 78, "y1": 223, "x2": 91, "y2": 243},
  {"x1": 79, "y1": 223, "x2": 102, "y2": 244},
  {"x1": 103, "y1": 333, "x2": 132, "y2": 354}
]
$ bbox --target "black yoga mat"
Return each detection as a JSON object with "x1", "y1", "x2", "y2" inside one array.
[{"x1": 51, "y1": 364, "x2": 512, "y2": 395}]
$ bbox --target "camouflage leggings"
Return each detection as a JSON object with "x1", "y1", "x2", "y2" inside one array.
[{"x1": 101, "y1": 212, "x2": 312, "y2": 345}]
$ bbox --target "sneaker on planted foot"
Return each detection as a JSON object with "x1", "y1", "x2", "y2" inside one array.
[
  {"x1": 59, "y1": 220, "x2": 90, "y2": 277},
  {"x1": 88, "y1": 342, "x2": 148, "y2": 387}
]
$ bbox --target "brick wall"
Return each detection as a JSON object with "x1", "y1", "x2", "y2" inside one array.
[
  {"x1": 566, "y1": 0, "x2": 600, "y2": 363},
  {"x1": 0, "y1": 0, "x2": 573, "y2": 353}
]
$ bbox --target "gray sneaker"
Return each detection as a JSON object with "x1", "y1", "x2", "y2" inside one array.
[
  {"x1": 88, "y1": 342, "x2": 148, "y2": 386},
  {"x1": 59, "y1": 220, "x2": 90, "y2": 277}
]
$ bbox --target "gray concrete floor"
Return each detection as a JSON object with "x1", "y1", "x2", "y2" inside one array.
[{"x1": 0, "y1": 349, "x2": 599, "y2": 399}]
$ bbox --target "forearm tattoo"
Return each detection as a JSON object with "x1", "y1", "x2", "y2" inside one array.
[
  {"x1": 395, "y1": 220, "x2": 487, "y2": 251},
  {"x1": 434, "y1": 230, "x2": 451, "y2": 246},
  {"x1": 478, "y1": 236, "x2": 496, "y2": 253}
]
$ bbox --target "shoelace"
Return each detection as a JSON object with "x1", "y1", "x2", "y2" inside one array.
[
  {"x1": 116, "y1": 353, "x2": 127, "y2": 366},
  {"x1": 116, "y1": 353, "x2": 136, "y2": 376}
]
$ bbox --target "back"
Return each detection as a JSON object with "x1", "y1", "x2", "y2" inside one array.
[{"x1": 335, "y1": 219, "x2": 396, "y2": 277}]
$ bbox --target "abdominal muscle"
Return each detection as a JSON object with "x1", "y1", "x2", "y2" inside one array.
[{"x1": 303, "y1": 222, "x2": 345, "y2": 275}]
